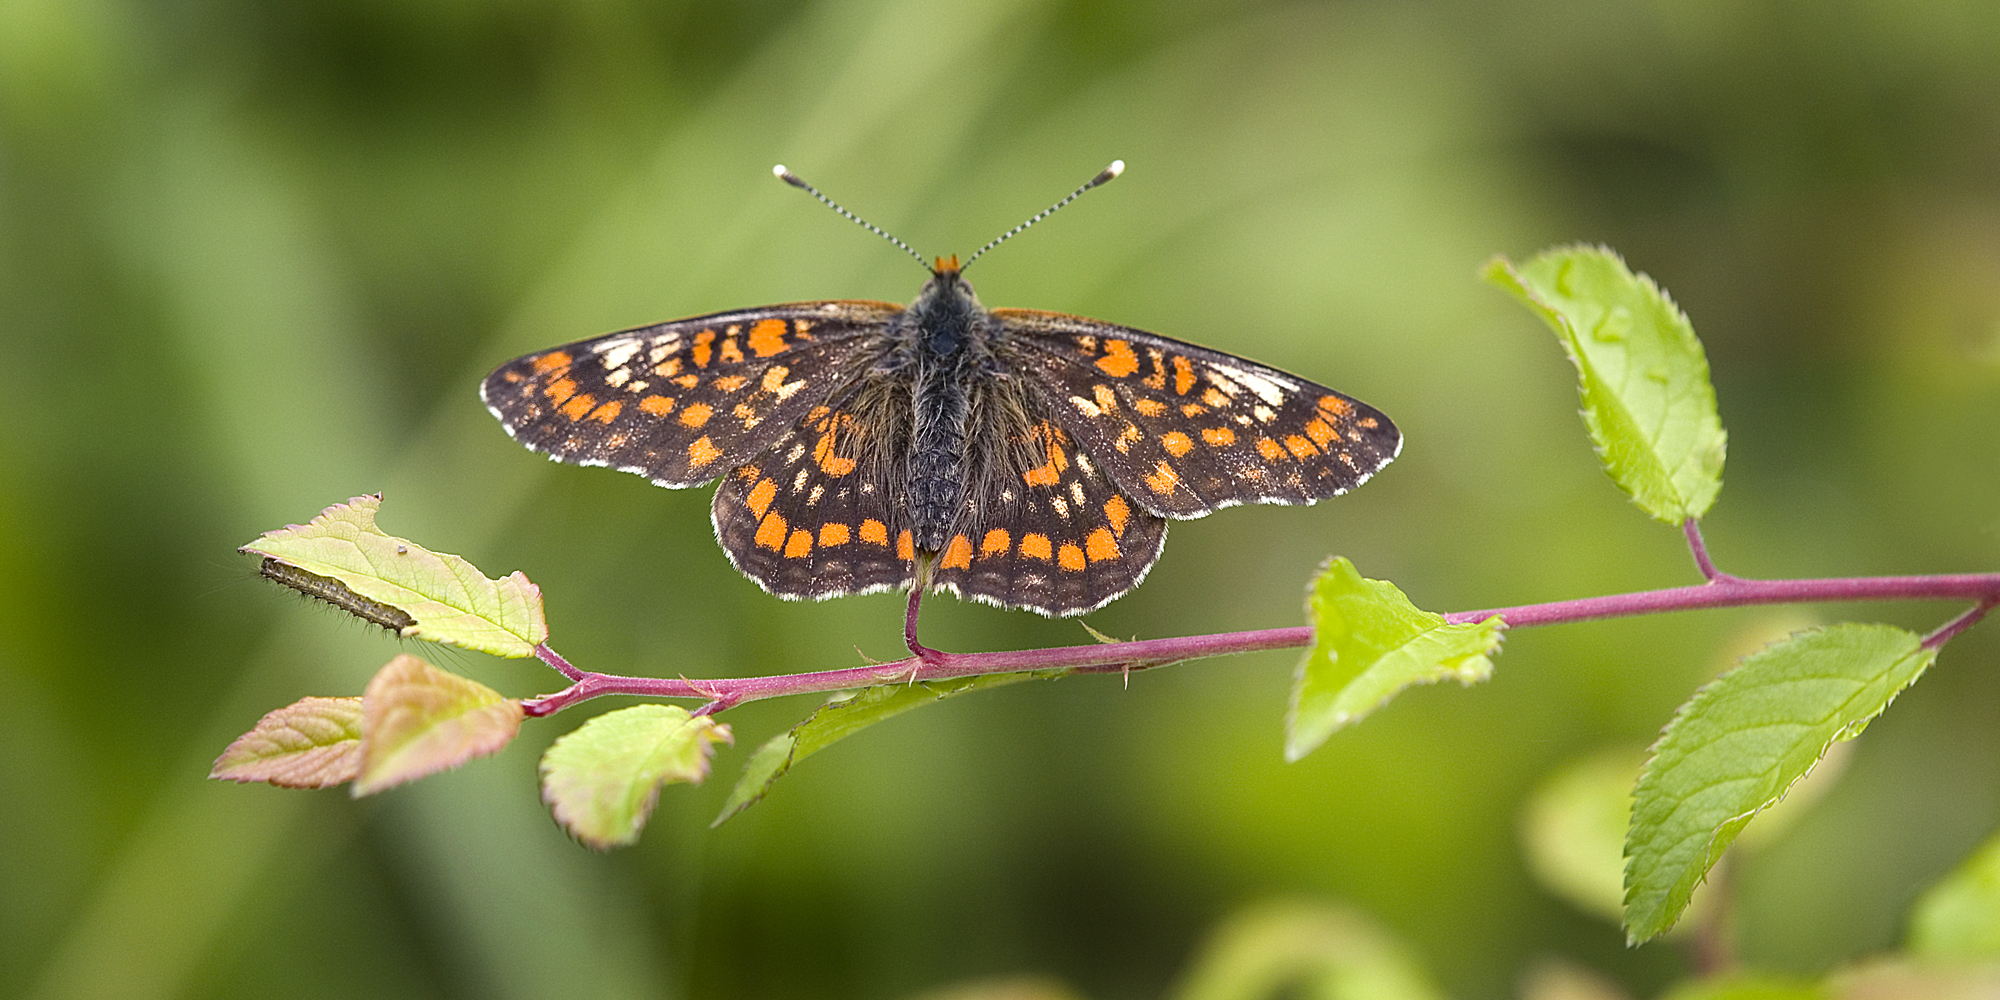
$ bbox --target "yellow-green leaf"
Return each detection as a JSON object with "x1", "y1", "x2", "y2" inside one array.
[{"x1": 243, "y1": 494, "x2": 547, "y2": 657}]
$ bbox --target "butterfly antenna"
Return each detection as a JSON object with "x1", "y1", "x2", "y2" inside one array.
[
  {"x1": 962, "y1": 160, "x2": 1124, "y2": 270},
  {"x1": 773, "y1": 165, "x2": 930, "y2": 269}
]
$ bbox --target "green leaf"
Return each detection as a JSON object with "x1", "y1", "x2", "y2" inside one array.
[
  {"x1": 353, "y1": 654, "x2": 524, "y2": 796},
  {"x1": 1908, "y1": 827, "x2": 2000, "y2": 957},
  {"x1": 209, "y1": 696, "x2": 365, "y2": 788},
  {"x1": 1484, "y1": 246, "x2": 1727, "y2": 524},
  {"x1": 1519, "y1": 747, "x2": 1649, "y2": 926},
  {"x1": 243, "y1": 494, "x2": 548, "y2": 657},
  {"x1": 539, "y1": 705, "x2": 732, "y2": 849},
  {"x1": 713, "y1": 670, "x2": 1067, "y2": 826},
  {"x1": 1624, "y1": 624, "x2": 1935, "y2": 942},
  {"x1": 1168, "y1": 900, "x2": 1445, "y2": 1000},
  {"x1": 1287, "y1": 558, "x2": 1502, "y2": 762}
]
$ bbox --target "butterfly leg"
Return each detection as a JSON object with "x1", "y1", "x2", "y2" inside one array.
[{"x1": 903, "y1": 552, "x2": 946, "y2": 668}]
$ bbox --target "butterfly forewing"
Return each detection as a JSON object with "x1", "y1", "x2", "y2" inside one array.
[
  {"x1": 992, "y1": 309, "x2": 1401, "y2": 519},
  {"x1": 481, "y1": 301, "x2": 901, "y2": 487}
]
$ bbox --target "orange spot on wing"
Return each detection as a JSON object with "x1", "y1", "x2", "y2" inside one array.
[
  {"x1": 1256, "y1": 437, "x2": 1284, "y2": 461},
  {"x1": 896, "y1": 530, "x2": 914, "y2": 561},
  {"x1": 672, "y1": 374, "x2": 700, "y2": 389},
  {"x1": 1172, "y1": 355, "x2": 1196, "y2": 395},
  {"x1": 860, "y1": 519, "x2": 889, "y2": 545},
  {"x1": 747, "y1": 319, "x2": 788, "y2": 357},
  {"x1": 1103, "y1": 496, "x2": 1130, "y2": 537},
  {"x1": 784, "y1": 528, "x2": 813, "y2": 559},
  {"x1": 1202, "y1": 426, "x2": 1235, "y2": 446},
  {"x1": 1318, "y1": 395, "x2": 1355, "y2": 417},
  {"x1": 754, "y1": 511, "x2": 787, "y2": 550},
  {"x1": 1304, "y1": 418, "x2": 1338, "y2": 446},
  {"x1": 1161, "y1": 430, "x2": 1193, "y2": 456},
  {"x1": 1022, "y1": 423, "x2": 1070, "y2": 486},
  {"x1": 544, "y1": 378, "x2": 577, "y2": 405},
  {"x1": 1133, "y1": 398, "x2": 1167, "y2": 417},
  {"x1": 1020, "y1": 533, "x2": 1053, "y2": 560},
  {"x1": 980, "y1": 529, "x2": 1010, "y2": 556},
  {"x1": 691, "y1": 329, "x2": 715, "y2": 368},
  {"x1": 687, "y1": 435, "x2": 722, "y2": 468},
  {"x1": 653, "y1": 357, "x2": 682, "y2": 377},
  {"x1": 1202, "y1": 388, "x2": 1228, "y2": 408},
  {"x1": 1057, "y1": 542, "x2": 1087, "y2": 572},
  {"x1": 639, "y1": 394, "x2": 675, "y2": 416},
  {"x1": 679, "y1": 402, "x2": 713, "y2": 427},
  {"x1": 1093, "y1": 384, "x2": 1119, "y2": 414},
  {"x1": 1085, "y1": 527, "x2": 1119, "y2": 563},
  {"x1": 1095, "y1": 339, "x2": 1139, "y2": 377},
  {"x1": 1144, "y1": 460, "x2": 1181, "y2": 497},
  {"x1": 813, "y1": 431, "x2": 856, "y2": 476},
  {"x1": 559, "y1": 392, "x2": 597, "y2": 421},
  {"x1": 712, "y1": 375, "x2": 748, "y2": 392},
  {"x1": 1143, "y1": 349, "x2": 1168, "y2": 390},
  {"x1": 941, "y1": 535, "x2": 974, "y2": 570},
  {"x1": 587, "y1": 399, "x2": 622, "y2": 423},
  {"x1": 1284, "y1": 434, "x2": 1318, "y2": 458},
  {"x1": 718, "y1": 337, "x2": 744, "y2": 364},
  {"x1": 746, "y1": 478, "x2": 778, "y2": 518},
  {"x1": 819, "y1": 523, "x2": 851, "y2": 547},
  {"x1": 532, "y1": 351, "x2": 573, "y2": 374}
]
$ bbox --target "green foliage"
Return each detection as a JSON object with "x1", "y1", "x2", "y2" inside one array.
[
  {"x1": 208, "y1": 696, "x2": 364, "y2": 789},
  {"x1": 714, "y1": 670, "x2": 1069, "y2": 826},
  {"x1": 1286, "y1": 557, "x2": 1501, "y2": 762},
  {"x1": 1167, "y1": 901, "x2": 1445, "y2": 1000},
  {"x1": 540, "y1": 706, "x2": 732, "y2": 849},
  {"x1": 242, "y1": 495, "x2": 549, "y2": 658},
  {"x1": 353, "y1": 654, "x2": 524, "y2": 796},
  {"x1": 1624, "y1": 625, "x2": 1936, "y2": 942},
  {"x1": 1907, "y1": 829, "x2": 2000, "y2": 957},
  {"x1": 1484, "y1": 247, "x2": 1727, "y2": 525}
]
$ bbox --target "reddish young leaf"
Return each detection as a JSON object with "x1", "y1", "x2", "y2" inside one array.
[
  {"x1": 210, "y1": 696, "x2": 365, "y2": 788},
  {"x1": 354, "y1": 654, "x2": 523, "y2": 796}
]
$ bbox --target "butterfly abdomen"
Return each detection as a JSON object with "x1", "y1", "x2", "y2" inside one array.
[{"x1": 902, "y1": 269, "x2": 992, "y2": 551}]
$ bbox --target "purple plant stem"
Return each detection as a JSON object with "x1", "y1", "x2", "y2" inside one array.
[{"x1": 519, "y1": 566, "x2": 2000, "y2": 717}]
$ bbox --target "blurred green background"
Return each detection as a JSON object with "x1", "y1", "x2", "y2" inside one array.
[{"x1": 5, "y1": 0, "x2": 1999, "y2": 997}]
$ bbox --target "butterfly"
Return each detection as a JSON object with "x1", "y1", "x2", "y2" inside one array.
[{"x1": 481, "y1": 162, "x2": 1400, "y2": 643}]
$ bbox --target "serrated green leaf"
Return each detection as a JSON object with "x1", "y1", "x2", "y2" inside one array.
[
  {"x1": 1908, "y1": 828, "x2": 2000, "y2": 957},
  {"x1": 243, "y1": 494, "x2": 548, "y2": 657},
  {"x1": 540, "y1": 705, "x2": 732, "y2": 849},
  {"x1": 354, "y1": 654, "x2": 523, "y2": 796},
  {"x1": 1287, "y1": 558, "x2": 1502, "y2": 762},
  {"x1": 1625, "y1": 624, "x2": 1935, "y2": 942},
  {"x1": 209, "y1": 696, "x2": 365, "y2": 788},
  {"x1": 1484, "y1": 246, "x2": 1726, "y2": 524},
  {"x1": 714, "y1": 670, "x2": 1067, "y2": 826},
  {"x1": 1168, "y1": 900, "x2": 1445, "y2": 1000}
]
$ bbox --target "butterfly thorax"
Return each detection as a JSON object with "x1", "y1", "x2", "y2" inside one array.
[{"x1": 899, "y1": 264, "x2": 993, "y2": 552}]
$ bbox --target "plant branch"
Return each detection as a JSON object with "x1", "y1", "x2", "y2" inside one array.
[{"x1": 519, "y1": 569, "x2": 2000, "y2": 717}]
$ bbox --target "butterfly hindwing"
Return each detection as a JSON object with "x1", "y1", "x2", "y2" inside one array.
[
  {"x1": 927, "y1": 399, "x2": 1169, "y2": 616},
  {"x1": 709, "y1": 374, "x2": 918, "y2": 601}
]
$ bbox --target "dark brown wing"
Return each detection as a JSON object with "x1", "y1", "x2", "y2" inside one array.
[
  {"x1": 708, "y1": 371, "x2": 919, "y2": 602},
  {"x1": 925, "y1": 384, "x2": 1169, "y2": 617},
  {"x1": 481, "y1": 300, "x2": 901, "y2": 487},
  {"x1": 992, "y1": 309, "x2": 1401, "y2": 519}
]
